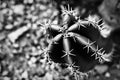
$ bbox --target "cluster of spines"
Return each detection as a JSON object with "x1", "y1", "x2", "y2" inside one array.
[{"x1": 39, "y1": 4, "x2": 112, "y2": 79}]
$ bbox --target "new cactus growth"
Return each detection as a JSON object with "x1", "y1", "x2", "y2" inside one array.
[{"x1": 40, "y1": 5, "x2": 113, "y2": 79}]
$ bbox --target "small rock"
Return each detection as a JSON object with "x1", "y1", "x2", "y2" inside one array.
[
  {"x1": 12, "y1": 43, "x2": 19, "y2": 48},
  {"x1": 94, "y1": 65, "x2": 108, "y2": 74},
  {"x1": 8, "y1": 26, "x2": 30, "y2": 43},
  {"x1": 44, "y1": 72, "x2": 53, "y2": 80},
  {"x1": 3, "y1": 77, "x2": 10, "y2": 80},
  {"x1": 110, "y1": 69, "x2": 120, "y2": 76},
  {"x1": 5, "y1": 24, "x2": 14, "y2": 30},
  {"x1": 0, "y1": 22, "x2": 3, "y2": 30},
  {"x1": 40, "y1": 4, "x2": 47, "y2": 11},
  {"x1": 0, "y1": 32, "x2": 6, "y2": 41},
  {"x1": 12, "y1": 4, "x2": 24, "y2": 15},
  {"x1": 0, "y1": 11, "x2": 4, "y2": 22},
  {"x1": 2, "y1": 70, "x2": 8, "y2": 76},
  {"x1": 24, "y1": 0, "x2": 34, "y2": 4},
  {"x1": 105, "y1": 72, "x2": 111, "y2": 77},
  {"x1": 21, "y1": 71, "x2": 28, "y2": 79},
  {"x1": 30, "y1": 57, "x2": 37, "y2": 63},
  {"x1": 0, "y1": 64, "x2": 1, "y2": 73},
  {"x1": 32, "y1": 23, "x2": 38, "y2": 29}
]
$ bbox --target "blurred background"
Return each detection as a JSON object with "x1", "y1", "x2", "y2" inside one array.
[{"x1": 0, "y1": 0, "x2": 120, "y2": 80}]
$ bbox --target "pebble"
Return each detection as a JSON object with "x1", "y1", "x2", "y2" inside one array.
[
  {"x1": 21, "y1": 71, "x2": 28, "y2": 79},
  {"x1": 94, "y1": 65, "x2": 108, "y2": 74},
  {"x1": 3, "y1": 77, "x2": 10, "y2": 80},
  {"x1": 12, "y1": 43, "x2": 19, "y2": 48},
  {"x1": 0, "y1": 11, "x2": 4, "y2": 22},
  {"x1": 8, "y1": 26, "x2": 30, "y2": 43},
  {"x1": 105, "y1": 72, "x2": 111, "y2": 77},
  {"x1": 12, "y1": 4, "x2": 24, "y2": 15},
  {"x1": 0, "y1": 22, "x2": 3, "y2": 30},
  {"x1": 30, "y1": 57, "x2": 37, "y2": 63},
  {"x1": 5, "y1": 24, "x2": 14, "y2": 30},
  {"x1": 0, "y1": 32, "x2": 6, "y2": 41}
]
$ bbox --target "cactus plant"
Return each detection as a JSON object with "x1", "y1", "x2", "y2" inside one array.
[{"x1": 40, "y1": 5, "x2": 113, "y2": 79}]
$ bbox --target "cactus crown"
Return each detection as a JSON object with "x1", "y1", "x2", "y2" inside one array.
[{"x1": 40, "y1": 5, "x2": 113, "y2": 79}]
